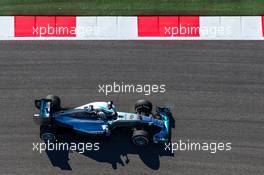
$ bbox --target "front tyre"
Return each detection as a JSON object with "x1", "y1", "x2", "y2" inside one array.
[
  {"x1": 40, "y1": 125, "x2": 56, "y2": 143},
  {"x1": 132, "y1": 130, "x2": 149, "y2": 147}
]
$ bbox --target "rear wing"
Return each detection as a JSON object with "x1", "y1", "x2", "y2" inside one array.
[{"x1": 33, "y1": 99, "x2": 52, "y2": 124}]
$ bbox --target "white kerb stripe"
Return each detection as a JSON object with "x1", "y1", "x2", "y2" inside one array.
[
  {"x1": 76, "y1": 17, "x2": 97, "y2": 38},
  {"x1": 220, "y1": 16, "x2": 241, "y2": 39},
  {"x1": 200, "y1": 16, "x2": 220, "y2": 39},
  {"x1": 97, "y1": 17, "x2": 118, "y2": 37},
  {"x1": 118, "y1": 16, "x2": 137, "y2": 38},
  {"x1": 0, "y1": 16, "x2": 14, "y2": 38},
  {"x1": 241, "y1": 16, "x2": 262, "y2": 38}
]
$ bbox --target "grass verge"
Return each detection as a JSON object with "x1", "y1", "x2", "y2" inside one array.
[{"x1": 0, "y1": 0, "x2": 264, "y2": 16}]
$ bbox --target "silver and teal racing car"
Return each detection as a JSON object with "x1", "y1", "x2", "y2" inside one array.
[{"x1": 33, "y1": 95, "x2": 172, "y2": 147}]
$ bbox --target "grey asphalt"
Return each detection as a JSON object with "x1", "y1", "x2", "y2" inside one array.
[{"x1": 0, "y1": 41, "x2": 264, "y2": 175}]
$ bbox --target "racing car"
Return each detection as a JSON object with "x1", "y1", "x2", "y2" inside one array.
[{"x1": 33, "y1": 95, "x2": 172, "y2": 146}]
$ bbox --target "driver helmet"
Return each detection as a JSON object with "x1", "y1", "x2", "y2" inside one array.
[{"x1": 97, "y1": 111, "x2": 106, "y2": 119}]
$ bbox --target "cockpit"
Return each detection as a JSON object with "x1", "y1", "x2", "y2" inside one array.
[
  {"x1": 71, "y1": 109, "x2": 116, "y2": 120},
  {"x1": 71, "y1": 111, "x2": 99, "y2": 120}
]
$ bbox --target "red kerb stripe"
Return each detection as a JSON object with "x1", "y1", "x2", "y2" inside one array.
[
  {"x1": 138, "y1": 16, "x2": 200, "y2": 37},
  {"x1": 15, "y1": 16, "x2": 76, "y2": 37}
]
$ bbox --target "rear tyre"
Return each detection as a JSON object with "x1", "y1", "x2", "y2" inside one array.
[
  {"x1": 46, "y1": 95, "x2": 61, "y2": 112},
  {"x1": 135, "y1": 100, "x2": 152, "y2": 115},
  {"x1": 40, "y1": 125, "x2": 56, "y2": 143},
  {"x1": 132, "y1": 130, "x2": 149, "y2": 147}
]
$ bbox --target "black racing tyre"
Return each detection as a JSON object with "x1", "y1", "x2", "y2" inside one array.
[
  {"x1": 40, "y1": 125, "x2": 56, "y2": 143},
  {"x1": 135, "y1": 99, "x2": 152, "y2": 115},
  {"x1": 46, "y1": 95, "x2": 61, "y2": 112},
  {"x1": 132, "y1": 130, "x2": 149, "y2": 147}
]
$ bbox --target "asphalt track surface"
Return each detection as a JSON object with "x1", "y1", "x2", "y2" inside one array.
[{"x1": 0, "y1": 41, "x2": 264, "y2": 175}]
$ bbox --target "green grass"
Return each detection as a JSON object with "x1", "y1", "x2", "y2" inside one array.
[{"x1": 0, "y1": 0, "x2": 264, "y2": 16}]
